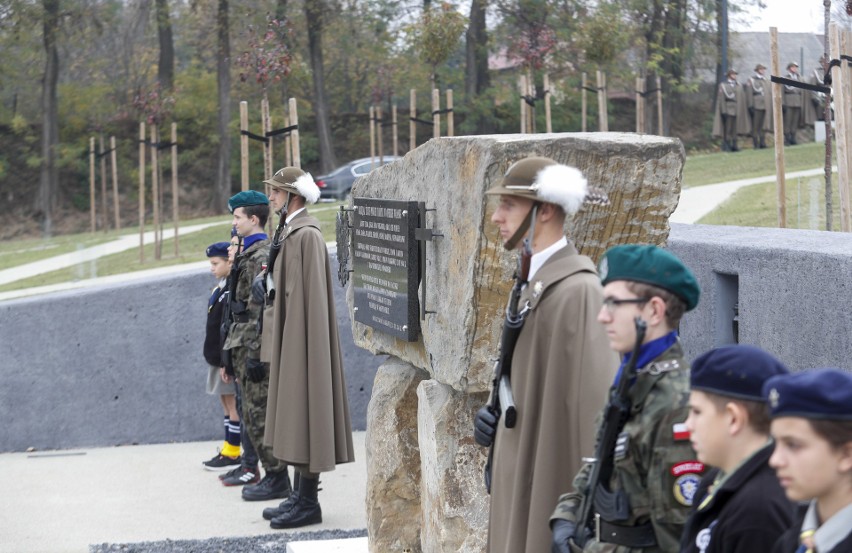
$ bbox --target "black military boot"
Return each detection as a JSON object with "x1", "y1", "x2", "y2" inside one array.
[
  {"x1": 270, "y1": 475, "x2": 322, "y2": 529},
  {"x1": 752, "y1": 135, "x2": 759, "y2": 149},
  {"x1": 790, "y1": 132, "x2": 798, "y2": 145},
  {"x1": 721, "y1": 140, "x2": 730, "y2": 152},
  {"x1": 759, "y1": 136, "x2": 766, "y2": 149},
  {"x1": 263, "y1": 472, "x2": 301, "y2": 520},
  {"x1": 241, "y1": 469, "x2": 291, "y2": 502},
  {"x1": 731, "y1": 139, "x2": 739, "y2": 152}
]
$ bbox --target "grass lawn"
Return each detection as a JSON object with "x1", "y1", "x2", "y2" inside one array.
[
  {"x1": 0, "y1": 202, "x2": 344, "y2": 292},
  {"x1": 698, "y1": 173, "x2": 843, "y2": 229},
  {"x1": 682, "y1": 141, "x2": 829, "y2": 188}
]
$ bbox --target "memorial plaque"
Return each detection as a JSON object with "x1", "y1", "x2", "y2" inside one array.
[{"x1": 352, "y1": 198, "x2": 421, "y2": 341}]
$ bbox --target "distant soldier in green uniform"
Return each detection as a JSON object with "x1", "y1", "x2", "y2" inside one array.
[
  {"x1": 223, "y1": 190, "x2": 292, "y2": 502},
  {"x1": 745, "y1": 64, "x2": 771, "y2": 149},
  {"x1": 551, "y1": 244, "x2": 706, "y2": 553},
  {"x1": 783, "y1": 61, "x2": 803, "y2": 145},
  {"x1": 712, "y1": 69, "x2": 750, "y2": 152}
]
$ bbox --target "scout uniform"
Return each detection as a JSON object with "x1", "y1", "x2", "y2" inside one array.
[
  {"x1": 551, "y1": 245, "x2": 706, "y2": 553},
  {"x1": 783, "y1": 62, "x2": 803, "y2": 145},
  {"x1": 765, "y1": 370, "x2": 852, "y2": 553},
  {"x1": 712, "y1": 69, "x2": 750, "y2": 152},
  {"x1": 476, "y1": 158, "x2": 618, "y2": 553},
  {"x1": 222, "y1": 190, "x2": 291, "y2": 501},
  {"x1": 745, "y1": 64, "x2": 771, "y2": 149},
  {"x1": 679, "y1": 345, "x2": 794, "y2": 553}
]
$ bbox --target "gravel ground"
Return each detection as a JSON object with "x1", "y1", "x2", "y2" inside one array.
[{"x1": 89, "y1": 528, "x2": 368, "y2": 552}]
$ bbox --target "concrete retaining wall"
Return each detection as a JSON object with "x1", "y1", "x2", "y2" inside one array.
[{"x1": 0, "y1": 255, "x2": 380, "y2": 453}]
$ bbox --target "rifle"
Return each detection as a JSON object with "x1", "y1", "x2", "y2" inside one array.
[
  {"x1": 220, "y1": 234, "x2": 243, "y2": 375},
  {"x1": 482, "y1": 237, "x2": 533, "y2": 493},
  {"x1": 265, "y1": 209, "x2": 287, "y2": 306},
  {"x1": 574, "y1": 317, "x2": 647, "y2": 547}
]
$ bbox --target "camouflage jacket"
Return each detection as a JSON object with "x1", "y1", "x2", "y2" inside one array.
[
  {"x1": 551, "y1": 341, "x2": 706, "y2": 552},
  {"x1": 222, "y1": 237, "x2": 269, "y2": 361}
]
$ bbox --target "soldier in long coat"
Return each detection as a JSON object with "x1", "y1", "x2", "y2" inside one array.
[
  {"x1": 803, "y1": 56, "x2": 828, "y2": 132},
  {"x1": 712, "y1": 69, "x2": 751, "y2": 151},
  {"x1": 258, "y1": 167, "x2": 355, "y2": 530},
  {"x1": 744, "y1": 64, "x2": 773, "y2": 149},
  {"x1": 473, "y1": 157, "x2": 617, "y2": 553},
  {"x1": 782, "y1": 61, "x2": 805, "y2": 145}
]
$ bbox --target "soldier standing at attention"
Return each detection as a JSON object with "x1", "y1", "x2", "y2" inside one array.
[
  {"x1": 745, "y1": 64, "x2": 770, "y2": 149},
  {"x1": 223, "y1": 190, "x2": 292, "y2": 502},
  {"x1": 765, "y1": 369, "x2": 852, "y2": 553},
  {"x1": 678, "y1": 345, "x2": 794, "y2": 553},
  {"x1": 551, "y1": 244, "x2": 706, "y2": 553},
  {"x1": 258, "y1": 167, "x2": 355, "y2": 529},
  {"x1": 783, "y1": 61, "x2": 803, "y2": 145},
  {"x1": 473, "y1": 157, "x2": 617, "y2": 553},
  {"x1": 712, "y1": 68, "x2": 750, "y2": 152}
]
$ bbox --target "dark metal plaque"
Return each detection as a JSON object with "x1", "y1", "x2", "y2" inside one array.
[{"x1": 352, "y1": 198, "x2": 421, "y2": 341}]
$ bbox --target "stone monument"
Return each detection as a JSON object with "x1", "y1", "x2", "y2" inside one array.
[{"x1": 343, "y1": 133, "x2": 685, "y2": 552}]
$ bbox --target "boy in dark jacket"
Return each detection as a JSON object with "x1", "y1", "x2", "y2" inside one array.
[
  {"x1": 201, "y1": 241, "x2": 241, "y2": 470},
  {"x1": 679, "y1": 345, "x2": 795, "y2": 553}
]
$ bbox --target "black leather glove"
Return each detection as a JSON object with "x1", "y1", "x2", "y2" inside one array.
[
  {"x1": 252, "y1": 272, "x2": 266, "y2": 305},
  {"x1": 551, "y1": 519, "x2": 576, "y2": 553},
  {"x1": 473, "y1": 406, "x2": 498, "y2": 447},
  {"x1": 245, "y1": 357, "x2": 268, "y2": 383}
]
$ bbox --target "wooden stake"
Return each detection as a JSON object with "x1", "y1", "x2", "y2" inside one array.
[
  {"x1": 262, "y1": 97, "x2": 272, "y2": 181},
  {"x1": 527, "y1": 67, "x2": 535, "y2": 133},
  {"x1": 770, "y1": 27, "x2": 787, "y2": 228},
  {"x1": 377, "y1": 105, "x2": 384, "y2": 165},
  {"x1": 284, "y1": 112, "x2": 292, "y2": 167},
  {"x1": 171, "y1": 122, "x2": 179, "y2": 256},
  {"x1": 843, "y1": 29, "x2": 852, "y2": 231},
  {"x1": 110, "y1": 136, "x2": 120, "y2": 230},
  {"x1": 138, "y1": 123, "x2": 145, "y2": 263},
  {"x1": 392, "y1": 104, "x2": 399, "y2": 156},
  {"x1": 240, "y1": 101, "x2": 249, "y2": 191},
  {"x1": 831, "y1": 24, "x2": 851, "y2": 231},
  {"x1": 99, "y1": 134, "x2": 108, "y2": 232},
  {"x1": 581, "y1": 72, "x2": 588, "y2": 133},
  {"x1": 89, "y1": 137, "x2": 96, "y2": 233},
  {"x1": 151, "y1": 124, "x2": 161, "y2": 259},
  {"x1": 410, "y1": 89, "x2": 416, "y2": 151},
  {"x1": 432, "y1": 88, "x2": 440, "y2": 138},
  {"x1": 289, "y1": 97, "x2": 300, "y2": 169},
  {"x1": 519, "y1": 74, "x2": 527, "y2": 133},
  {"x1": 597, "y1": 70, "x2": 608, "y2": 132},
  {"x1": 446, "y1": 89, "x2": 454, "y2": 137},
  {"x1": 544, "y1": 73, "x2": 552, "y2": 133},
  {"x1": 636, "y1": 76, "x2": 644, "y2": 133},
  {"x1": 369, "y1": 106, "x2": 376, "y2": 169},
  {"x1": 656, "y1": 76, "x2": 664, "y2": 135}
]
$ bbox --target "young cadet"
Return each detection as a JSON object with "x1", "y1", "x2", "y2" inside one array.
[
  {"x1": 679, "y1": 345, "x2": 794, "y2": 553},
  {"x1": 551, "y1": 244, "x2": 706, "y2": 553},
  {"x1": 765, "y1": 369, "x2": 852, "y2": 553},
  {"x1": 258, "y1": 167, "x2": 355, "y2": 529},
  {"x1": 222, "y1": 190, "x2": 292, "y2": 502},
  {"x1": 473, "y1": 157, "x2": 617, "y2": 553}
]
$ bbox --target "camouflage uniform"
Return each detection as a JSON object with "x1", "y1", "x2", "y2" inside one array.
[
  {"x1": 551, "y1": 341, "x2": 706, "y2": 552},
  {"x1": 223, "y1": 238, "x2": 286, "y2": 474}
]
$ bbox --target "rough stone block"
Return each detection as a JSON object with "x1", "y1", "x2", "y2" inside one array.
[
  {"x1": 366, "y1": 358, "x2": 429, "y2": 552},
  {"x1": 348, "y1": 133, "x2": 684, "y2": 392},
  {"x1": 417, "y1": 379, "x2": 489, "y2": 553}
]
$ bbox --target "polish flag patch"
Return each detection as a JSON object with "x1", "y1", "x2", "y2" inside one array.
[{"x1": 673, "y1": 423, "x2": 690, "y2": 441}]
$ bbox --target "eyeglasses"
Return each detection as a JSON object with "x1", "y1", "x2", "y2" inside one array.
[{"x1": 602, "y1": 297, "x2": 649, "y2": 314}]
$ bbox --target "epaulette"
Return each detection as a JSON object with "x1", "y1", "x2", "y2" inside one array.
[{"x1": 640, "y1": 358, "x2": 683, "y2": 375}]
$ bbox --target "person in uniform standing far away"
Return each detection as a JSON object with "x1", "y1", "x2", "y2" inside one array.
[
  {"x1": 551, "y1": 244, "x2": 706, "y2": 553},
  {"x1": 745, "y1": 64, "x2": 771, "y2": 149},
  {"x1": 712, "y1": 68, "x2": 750, "y2": 152},
  {"x1": 223, "y1": 190, "x2": 293, "y2": 502},
  {"x1": 256, "y1": 167, "x2": 355, "y2": 530},
  {"x1": 472, "y1": 156, "x2": 618, "y2": 553},
  {"x1": 678, "y1": 344, "x2": 794, "y2": 553},
  {"x1": 783, "y1": 61, "x2": 804, "y2": 145},
  {"x1": 765, "y1": 369, "x2": 852, "y2": 553}
]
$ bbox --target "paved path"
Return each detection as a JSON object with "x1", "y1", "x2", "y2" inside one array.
[{"x1": 670, "y1": 167, "x2": 835, "y2": 224}]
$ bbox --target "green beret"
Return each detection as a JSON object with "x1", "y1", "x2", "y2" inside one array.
[
  {"x1": 228, "y1": 190, "x2": 268, "y2": 213},
  {"x1": 598, "y1": 244, "x2": 700, "y2": 311}
]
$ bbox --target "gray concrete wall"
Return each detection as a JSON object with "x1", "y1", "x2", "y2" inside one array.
[
  {"x1": 0, "y1": 255, "x2": 381, "y2": 453},
  {"x1": 669, "y1": 223, "x2": 852, "y2": 370}
]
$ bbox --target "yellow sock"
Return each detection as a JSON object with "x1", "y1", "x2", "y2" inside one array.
[{"x1": 221, "y1": 442, "x2": 240, "y2": 458}]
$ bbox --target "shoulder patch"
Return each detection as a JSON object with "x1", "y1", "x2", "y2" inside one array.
[{"x1": 673, "y1": 473, "x2": 701, "y2": 506}]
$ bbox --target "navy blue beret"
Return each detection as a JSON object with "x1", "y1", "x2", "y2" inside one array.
[
  {"x1": 228, "y1": 190, "x2": 268, "y2": 213},
  {"x1": 206, "y1": 241, "x2": 230, "y2": 258},
  {"x1": 763, "y1": 369, "x2": 852, "y2": 420},
  {"x1": 691, "y1": 345, "x2": 789, "y2": 401}
]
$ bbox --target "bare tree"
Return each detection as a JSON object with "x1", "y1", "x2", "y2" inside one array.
[
  {"x1": 38, "y1": 0, "x2": 60, "y2": 236},
  {"x1": 215, "y1": 0, "x2": 231, "y2": 209},
  {"x1": 155, "y1": 0, "x2": 174, "y2": 90},
  {"x1": 304, "y1": 0, "x2": 337, "y2": 173},
  {"x1": 465, "y1": 0, "x2": 489, "y2": 98}
]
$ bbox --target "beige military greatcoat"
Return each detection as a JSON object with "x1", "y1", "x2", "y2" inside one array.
[
  {"x1": 262, "y1": 210, "x2": 355, "y2": 473},
  {"x1": 487, "y1": 243, "x2": 618, "y2": 553}
]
